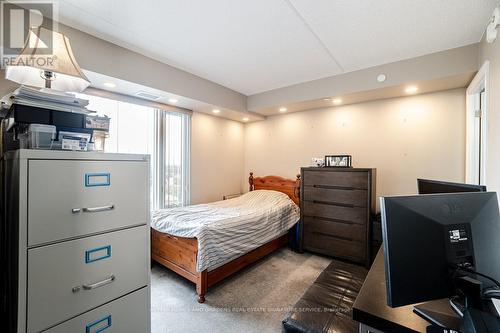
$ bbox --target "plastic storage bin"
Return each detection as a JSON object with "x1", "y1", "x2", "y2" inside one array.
[
  {"x1": 19, "y1": 124, "x2": 56, "y2": 149},
  {"x1": 92, "y1": 130, "x2": 108, "y2": 151}
]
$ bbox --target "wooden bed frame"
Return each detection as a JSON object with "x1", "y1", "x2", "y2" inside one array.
[{"x1": 151, "y1": 172, "x2": 301, "y2": 303}]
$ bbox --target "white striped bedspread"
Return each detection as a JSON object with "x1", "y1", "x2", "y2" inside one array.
[{"x1": 151, "y1": 190, "x2": 300, "y2": 272}]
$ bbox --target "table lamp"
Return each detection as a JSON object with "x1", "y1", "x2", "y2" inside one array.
[{"x1": 5, "y1": 26, "x2": 90, "y2": 92}]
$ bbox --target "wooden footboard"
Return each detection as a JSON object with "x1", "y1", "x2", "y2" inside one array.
[
  {"x1": 151, "y1": 229, "x2": 198, "y2": 282},
  {"x1": 151, "y1": 228, "x2": 288, "y2": 303}
]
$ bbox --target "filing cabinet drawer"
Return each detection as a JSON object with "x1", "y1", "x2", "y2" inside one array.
[
  {"x1": 303, "y1": 230, "x2": 365, "y2": 263},
  {"x1": 44, "y1": 287, "x2": 148, "y2": 333},
  {"x1": 303, "y1": 170, "x2": 369, "y2": 189},
  {"x1": 27, "y1": 226, "x2": 149, "y2": 333},
  {"x1": 303, "y1": 186, "x2": 367, "y2": 207},
  {"x1": 28, "y1": 159, "x2": 148, "y2": 246},
  {"x1": 302, "y1": 216, "x2": 366, "y2": 242},
  {"x1": 303, "y1": 201, "x2": 366, "y2": 225}
]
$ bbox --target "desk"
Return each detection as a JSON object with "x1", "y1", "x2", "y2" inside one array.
[{"x1": 353, "y1": 248, "x2": 458, "y2": 333}]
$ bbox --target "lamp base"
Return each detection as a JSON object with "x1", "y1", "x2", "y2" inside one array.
[{"x1": 40, "y1": 70, "x2": 55, "y2": 89}]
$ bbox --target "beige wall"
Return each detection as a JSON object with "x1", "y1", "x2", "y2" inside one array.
[
  {"x1": 479, "y1": 36, "x2": 500, "y2": 193},
  {"x1": 244, "y1": 89, "x2": 466, "y2": 209},
  {"x1": 191, "y1": 112, "x2": 244, "y2": 204},
  {"x1": 0, "y1": 83, "x2": 468, "y2": 208}
]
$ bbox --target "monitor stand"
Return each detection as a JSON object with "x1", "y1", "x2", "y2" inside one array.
[{"x1": 413, "y1": 299, "x2": 462, "y2": 330}]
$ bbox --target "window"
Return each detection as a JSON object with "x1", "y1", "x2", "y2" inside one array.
[
  {"x1": 153, "y1": 111, "x2": 191, "y2": 209},
  {"x1": 77, "y1": 93, "x2": 191, "y2": 209}
]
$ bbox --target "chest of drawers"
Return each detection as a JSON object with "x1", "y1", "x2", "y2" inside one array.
[
  {"x1": 300, "y1": 167, "x2": 376, "y2": 267},
  {"x1": 2, "y1": 150, "x2": 150, "y2": 333}
]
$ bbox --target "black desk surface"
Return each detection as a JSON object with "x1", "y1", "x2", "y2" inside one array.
[{"x1": 353, "y1": 248, "x2": 456, "y2": 333}]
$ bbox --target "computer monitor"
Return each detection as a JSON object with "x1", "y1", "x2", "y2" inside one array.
[
  {"x1": 418, "y1": 178, "x2": 486, "y2": 195},
  {"x1": 381, "y1": 192, "x2": 500, "y2": 308}
]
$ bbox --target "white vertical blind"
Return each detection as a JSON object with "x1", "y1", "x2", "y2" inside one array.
[{"x1": 154, "y1": 110, "x2": 191, "y2": 209}]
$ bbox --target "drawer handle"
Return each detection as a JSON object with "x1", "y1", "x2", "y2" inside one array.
[
  {"x1": 82, "y1": 275, "x2": 115, "y2": 290},
  {"x1": 86, "y1": 315, "x2": 112, "y2": 333},
  {"x1": 82, "y1": 205, "x2": 115, "y2": 213},
  {"x1": 312, "y1": 200, "x2": 355, "y2": 208}
]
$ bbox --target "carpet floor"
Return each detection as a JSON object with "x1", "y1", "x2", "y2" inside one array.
[{"x1": 151, "y1": 248, "x2": 332, "y2": 333}]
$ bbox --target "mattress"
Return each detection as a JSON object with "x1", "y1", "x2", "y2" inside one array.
[{"x1": 151, "y1": 190, "x2": 300, "y2": 271}]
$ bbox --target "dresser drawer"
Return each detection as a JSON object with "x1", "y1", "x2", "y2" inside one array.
[
  {"x1": 28, "y1": 159, "x2": 148, "y2": 246},
  {"x1": 303, "y1": 186, "x2": 367, "y2": 207},
  {"x1": 302, "y1": 217, "x2": 366, "y2": 242},
  {"x1": 303, "y1": 170, "x2": 368, "y2": 189},
  {"x1": 27, "y1": 226, "x2": 149, "y2": 333},
  {"x1": 303, "y1": 230, "x2": 366, "y2": 262},
  {"x1": 44, "y1": 287, "x2": 149, "y2": 333},
  {"x1": 303, "y1": 201, "x2": 366, "y2": 224}
]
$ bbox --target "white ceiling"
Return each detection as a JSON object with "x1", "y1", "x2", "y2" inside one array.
[{"x1": 57, "y1": 0, "x2": 498, "y2": 95}]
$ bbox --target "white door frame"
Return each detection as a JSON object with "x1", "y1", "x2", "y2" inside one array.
[{"x1": 466, "y1": 61, "x2": 490, "y2": 185}]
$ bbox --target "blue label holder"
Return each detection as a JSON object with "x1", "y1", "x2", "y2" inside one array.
[
  {"x1": 85, "y1": 173, "x2": 111, "y2": 187},
  {"x1": 85, "y1": 245, "x2": 112, "y2": 264},
  {"x1": 86, "y1": 315, "x2": 112, "y2": 333}
]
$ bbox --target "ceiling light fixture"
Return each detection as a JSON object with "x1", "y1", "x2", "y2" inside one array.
[
  {"x1": 242, "y1": 117, "x2": 249, "y2": 122},
  {"x1": 323, "y1": 98, "x2": 331, "y2": 101},
  {"x1": 279, "y1": 107, "x2": 287, "y2": 112},
  {"x1": 212, "y1": 109, "x2": 220, "y2": 114},
  {"x1": 377, "y1": 74, "x2": 387, "y2": 82},
  {"x1": 332, "y1": 98, "x2": 342, "y2": 105},
  {"x1": 103, "y1": 82, "x2": 116, "y2": 88},
  {"x1": 169, "y1": 98, "x2": 178, "y2": 103},
  {"x1": 405, "y1": 86, "x2": 418, "y2": 94}
]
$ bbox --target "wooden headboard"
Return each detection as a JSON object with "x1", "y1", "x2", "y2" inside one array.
[{"x1": 248, "y1": 172, "x2": 300, "y2": 205}]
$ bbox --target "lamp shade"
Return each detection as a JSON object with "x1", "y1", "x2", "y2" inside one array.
[{"x1": 5, "y1": 27, "x2": 90, "y2": 92}]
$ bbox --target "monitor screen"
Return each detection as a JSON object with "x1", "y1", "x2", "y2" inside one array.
[
  {"x1": 381, "y1": 192, "x2": 500, "y2": 307},
  {"x1": 417, "y1": 179, "x2": 486, "y2": 195}
]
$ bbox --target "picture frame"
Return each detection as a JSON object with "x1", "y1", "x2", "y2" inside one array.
[{"x1": 324, "y1": 155, "x2": 352, "y2": 168}]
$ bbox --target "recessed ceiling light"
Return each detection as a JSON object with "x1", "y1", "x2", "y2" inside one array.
[
  {"x1": 332, "y1": 98, "x2": 342, "y2": 105},
  {"x1": 323, "y1": 98, "x2": 331, "y2": 101},
  {"x1": 242, "y1": 117, "x2": 249, "y2": 122},
  {"x1": 212, "y1": 109, "x2": 220, "y2": 114},
  {"x1": 377, "y1": 74, "x2": 387, "y2": 82},
  {"x1": 279, "y1": 107, "x2": 287, "y2": 112},
  {"x1": 103, "y1": 82, "x2": 116, "y2": 88},
  {"x1": 405, "y1": 86, "x2": 418, "y2": 94},
  {"x1": 169, "y1": 98, "x2": 178, "y2": 103}
]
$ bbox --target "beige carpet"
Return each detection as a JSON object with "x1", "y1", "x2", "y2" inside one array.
[{"x1": 151, "y1": 248, "x2": 331, "y2": 333}]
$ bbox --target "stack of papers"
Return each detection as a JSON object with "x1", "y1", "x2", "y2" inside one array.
[{"x1": 4, "y1": 86, "x2": 96, "y2": 114}]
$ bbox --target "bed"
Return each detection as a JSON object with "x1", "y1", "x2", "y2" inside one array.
[{"x1": 151, "y1": 172, "x2": 301, "y2": 303}]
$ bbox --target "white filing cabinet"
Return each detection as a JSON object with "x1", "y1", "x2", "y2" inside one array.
[{"x1": 2, "y1": 150, "x2": 150, "y2": 333}]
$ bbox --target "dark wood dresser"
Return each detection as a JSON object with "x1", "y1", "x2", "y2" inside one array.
[{"x1": 300, "y1": 167, "x2": 376, "y2": 267}]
